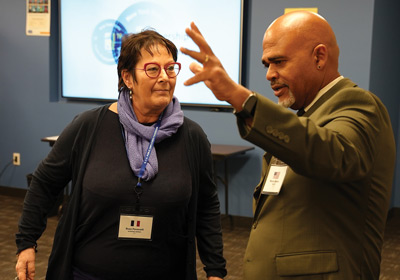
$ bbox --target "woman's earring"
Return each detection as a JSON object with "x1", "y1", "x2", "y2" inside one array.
[{"x1": 129, "y1": 89, "x2": 133, "y2": 100}]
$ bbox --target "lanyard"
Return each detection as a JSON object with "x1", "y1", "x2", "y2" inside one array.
[
  {"x1": 120, "y1": 112, "x2": 163, "y2": 202},
  {"x1": 136, "y1": 113, "x2": 163, "y2": 187}
]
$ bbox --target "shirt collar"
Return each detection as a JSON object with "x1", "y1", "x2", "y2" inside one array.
[{"x1": 305, "y1": 76, "x2": 344, "y2": 112}]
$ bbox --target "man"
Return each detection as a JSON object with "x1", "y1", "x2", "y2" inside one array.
[{"x1": 180, "y1": 11, "x2": 396, "y2": 279}]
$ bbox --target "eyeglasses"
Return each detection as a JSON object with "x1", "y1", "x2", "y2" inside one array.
[{"x1": 134, "y1": 62, "x2": 181, "y2": 79}]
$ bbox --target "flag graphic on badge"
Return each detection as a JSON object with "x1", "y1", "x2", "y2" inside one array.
[
  {"x1": 130, "y1": 220, "x2": 141, "y2": 227},
  {"x1": 273, "y1": 172, "x2": 280, "y2": 179}
]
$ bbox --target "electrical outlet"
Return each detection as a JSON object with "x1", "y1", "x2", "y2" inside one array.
[{"x1": 13, "y1": 153, "x2": 20, "y2": 166}]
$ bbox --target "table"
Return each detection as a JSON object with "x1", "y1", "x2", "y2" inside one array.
[
  {"x1": 211, "y1": 144, "x2": 254, "y2": 225},
  {"x1": 42, "y1": 136, "x2": 254, "y2": 224}
]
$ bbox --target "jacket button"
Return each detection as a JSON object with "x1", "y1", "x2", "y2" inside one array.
[
  {"x1": 284, "y1": 135, "x2": 290, "y2": 143},
  {"x1": 266, "y1": 126, "x2": 273, "y2": 134},
  {"x1": 272, "y1": 129, "x2": 279, "y2": 137}
]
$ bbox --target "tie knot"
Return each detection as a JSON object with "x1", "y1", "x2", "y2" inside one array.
[{"x1": 297, "y1": 108, "x2": 305, "y2": 116}]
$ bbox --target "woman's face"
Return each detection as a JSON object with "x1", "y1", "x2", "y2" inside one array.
[{"x1": 123, "y1": 45, "x2": 177, "y2": 123}]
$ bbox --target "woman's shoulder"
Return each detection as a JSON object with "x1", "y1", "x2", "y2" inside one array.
[
  {"x1": 182, "y1": 116, "x2": 211, "y2": 151},
  {"x1": 183, "y1": 117, "x2": 206, "y2": 137},
  {"x1": 58, "y1": 104, "x2": 111, "y2": 140},
  {"x1": 71, "y1": 104, "x2": 111, "y2": 124}
]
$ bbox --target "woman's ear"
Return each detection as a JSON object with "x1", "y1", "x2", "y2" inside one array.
[{"x1": 121, "y1": 69, "x2": 133, "y2": 89}]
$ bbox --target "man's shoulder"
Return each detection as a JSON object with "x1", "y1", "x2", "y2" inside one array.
[{"x1": 324, "y1": 78, "x2": 375, "y2": 103}]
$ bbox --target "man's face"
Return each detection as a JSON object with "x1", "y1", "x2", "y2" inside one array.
[{"x1": 261, "y1": 29, "x2": 318, "y2": 110}]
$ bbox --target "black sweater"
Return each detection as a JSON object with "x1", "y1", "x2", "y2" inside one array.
[{"x1": 16, "y1": 104, "x2": 226, "y2": 279}]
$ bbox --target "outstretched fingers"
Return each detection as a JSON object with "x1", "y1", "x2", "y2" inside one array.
[
  {"x1": 182, "y1": 22, "x2": 214, "y2": 61},
  {"x1": 183, "y1": 62, "x2": 208, "y2": 86},
  {"x1": 180, "y1": 46, "x2": 202, "y2": 65}
]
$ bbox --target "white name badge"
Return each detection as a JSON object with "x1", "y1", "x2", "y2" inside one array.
[
  {"x1": 118, "y1": 212, "x2": 153, "y2": 240},
  {"x1": 262, "y1": 164, "x2": 288, "y2": 195}
]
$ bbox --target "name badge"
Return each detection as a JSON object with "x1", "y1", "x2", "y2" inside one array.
[
  {"x1": 118, "y1": 206, "x2": 154, "y2": 240},
  {"x1": 262, "y1": 157, "x2": 288, "y2": 195}
]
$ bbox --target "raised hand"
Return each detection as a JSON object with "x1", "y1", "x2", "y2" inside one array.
[{"x1": 180, "y1": 22, "x2": 252, "y2": 110}]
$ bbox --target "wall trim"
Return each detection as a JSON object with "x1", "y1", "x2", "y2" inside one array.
[
  {"x1": 0, "y1": 186, "x2": 26, "y2": 197},
  {"x1": 220, "y1": 214, "x2": 253, "y2": 229},
  {"x1": 388, "y1": 207, "x2": 400, "y2": 219},
  {"x1": 2, "y1": 185, "x2": 397, "y2": 227}
]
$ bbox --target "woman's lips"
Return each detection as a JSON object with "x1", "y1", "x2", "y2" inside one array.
[{"x1": 153, "y1": 89, "x2": 170, "y2": 94}]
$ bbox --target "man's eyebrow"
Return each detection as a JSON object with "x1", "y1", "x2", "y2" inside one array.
[
  {"x1": 262, "y1": 60, "x2": 269, "y2": 67},
  {"x1": 262, "y1": 56, "x2": 285, "y2": 67},
  {"x1": 269, "y1": 56, "x2": 285, "y2": 62}
]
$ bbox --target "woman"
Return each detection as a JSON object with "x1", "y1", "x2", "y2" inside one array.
[{"x1": 15, "y1": 30, "x2": 226, "y2": 280}]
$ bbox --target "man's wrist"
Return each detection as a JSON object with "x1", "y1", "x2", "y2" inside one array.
[{"x1": 234, "y1": 92, "x2": 257, "y2": 119}]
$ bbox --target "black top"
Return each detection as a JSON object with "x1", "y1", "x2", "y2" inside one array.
[
  {"x1": 16, "y1": 105, "x2": 226, "y2": 279},
  {"x1": 73, "y1": 110, "x2": 191, "y2": 279}
]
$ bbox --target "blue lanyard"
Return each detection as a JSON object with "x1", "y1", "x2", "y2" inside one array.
[
  {"x1": 120, "y1": 112, "x2": 163, "y2": 193},
  {"x1": 136, "y1": 112, "x2": 163, "y2": 188}
]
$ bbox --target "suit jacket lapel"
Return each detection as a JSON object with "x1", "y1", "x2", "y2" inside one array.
[{"x1": 253, "y1": 153, "x2": 273, "y2": 219}]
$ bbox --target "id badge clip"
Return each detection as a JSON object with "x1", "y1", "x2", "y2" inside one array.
[
  {"x1": 261, "y1": 157, "x2": 288, "y2": 195},
  {"x1": 118, "y1": 206, "x2": 155, "y2": 240}
]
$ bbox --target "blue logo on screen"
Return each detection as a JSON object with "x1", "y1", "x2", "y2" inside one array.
[
  {"x1": 92, "y1": 2, "x2": 169, "y2": 65},
  {"x1": 92, "y1": 19, "x2": 127, "y2": 65}
]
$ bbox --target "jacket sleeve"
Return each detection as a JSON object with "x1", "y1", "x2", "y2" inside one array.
[
  {"x1": 237, "y1": 87, "x2": 394, "y2": 183},
  {"x1": 15, "y1": 108, "x2": 99, "y2": 254}
]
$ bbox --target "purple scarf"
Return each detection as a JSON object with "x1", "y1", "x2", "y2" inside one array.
[{"x1": 117, "y1": 89, "x2": 184, "y2": 181}]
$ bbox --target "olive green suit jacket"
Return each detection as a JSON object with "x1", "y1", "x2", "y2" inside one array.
[{"x1": 238, "y1": 78, "x2": 396, "y2": 279}]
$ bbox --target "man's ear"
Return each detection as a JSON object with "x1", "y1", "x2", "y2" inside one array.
[{"x1": 313, "y1": 44, "x2": 328, "y2": 70}]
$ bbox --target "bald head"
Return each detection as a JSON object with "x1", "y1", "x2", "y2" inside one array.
[
  {"x1": 262, "y1": 11, "x2": 341, "y2": 110},
  {"x1": 265, "y1": 11, "x2": 340, "y2": 70}
]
